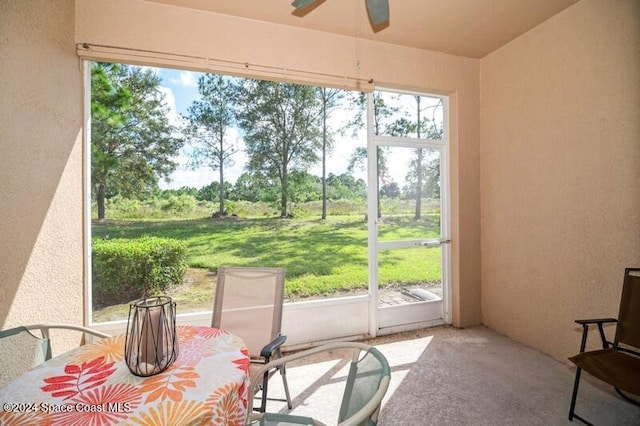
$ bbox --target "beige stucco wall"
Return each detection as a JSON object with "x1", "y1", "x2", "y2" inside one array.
[
  {"x1": 480, "y1": 0, "x2": 640, "y2": 360},
  {"x1": 74, "y1": 0, "x2": 482, "y2": 327},
  {"x1": 0, "y1": 0, "x2": 86, "y2": 348}
]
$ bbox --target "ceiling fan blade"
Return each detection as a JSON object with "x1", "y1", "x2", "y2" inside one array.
[
  {"x1": 291, "y1": 0, "x2": 316, "y2": 9},
  {"x1": 365, "y1": 0, "x2": 389, "y2": 26},
  {"x1": 292, "y1": 0, "x2": 390, "y2": 31}
]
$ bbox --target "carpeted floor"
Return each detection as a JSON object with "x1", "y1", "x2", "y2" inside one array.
[{"x1": 261, "y1": 325, "x2": 640, "y2": 425}]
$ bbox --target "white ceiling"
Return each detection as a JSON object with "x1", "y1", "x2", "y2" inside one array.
[{"x1": 146, "y1": 0, "x2": 580, "y2": 58}]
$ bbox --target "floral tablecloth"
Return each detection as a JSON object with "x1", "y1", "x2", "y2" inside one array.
[{"x1": 0, "y1": 325, "x2": 249, "y2": 425}]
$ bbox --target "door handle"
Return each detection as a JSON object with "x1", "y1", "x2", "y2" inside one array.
[{"x1": 418, "y1": 239, "x2": 451, "y2": 247}]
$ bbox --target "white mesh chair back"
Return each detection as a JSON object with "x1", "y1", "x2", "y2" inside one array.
[
  {"x1": 0, "y1": 324, "x2": 109, "y2": 388},
  {"x1": 338, "y1": 346, "x2": 390, "y2": 425},
  {"x1": 245, "y1": 342, "x2": 391, "y2": 425},
  {"x1": 0, "y1": 326, "x2": 50, "y2": 388},
  {"x1": 212, "y1": 267, "x2": 285, "y2": 357}
]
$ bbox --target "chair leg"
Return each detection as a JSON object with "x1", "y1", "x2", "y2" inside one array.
[
  {"x1": 280, "y1": 363, "x2": 292, "y2": 409},
  {"x1": 569, "y1": 367, "x2": 582, "y2": 421},
  {"x1": 258, "y1": 369, "x2": 269, "y2": 413},
  {"x1": 569, "y1": 368, "x2": 595, "y2": 425},
  {"x1": 254, "y1": 364, "x2": 292, "y2": 412}
]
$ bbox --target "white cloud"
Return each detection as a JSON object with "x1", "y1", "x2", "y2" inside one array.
[
  {"x1": 171, "y1": 71, "x2": 198, "y2": 88},
  {"x1": 160, "y1": 149, "x2": 211, "y2": 190},
  {"x1": 158, "y1": 86, "x2": 181, "y2": 127},
  {"x1": 160, "y1": 167, "x2": 215, "y2": 190},
  {"x1": 161, "y1": 132, "x2": 247, "y2": 190}
]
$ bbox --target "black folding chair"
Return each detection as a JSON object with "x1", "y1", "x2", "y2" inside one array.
[{"x1": 568, "y1": 267, "x2": 640, "y2": 424}]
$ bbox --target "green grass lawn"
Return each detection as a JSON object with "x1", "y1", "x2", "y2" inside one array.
[{"x1": 91, "y1": 214, "x2": 442, "y2": 321}]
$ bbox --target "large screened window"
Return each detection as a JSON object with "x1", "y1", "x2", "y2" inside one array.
[
  {"x1": 87, "y1": 61, "x2": 368, "y2": 323},
  {"x1": 85, "y1": 61, "x2": 450, "y2": 339}
]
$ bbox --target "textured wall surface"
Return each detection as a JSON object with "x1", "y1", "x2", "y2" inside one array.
[
  {"x1": 480, "y1": 0, "x2": 640, "y2": 360},
  {"x1": 0, "y1": 0, "x2": 85, "y2": 352}
]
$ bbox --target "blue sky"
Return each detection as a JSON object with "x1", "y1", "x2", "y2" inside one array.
[
  {"x1": 155, "y1": 67, "x2": 218, "y2": 190},
  {"x1": 156, "y1": 68, "x2": 201, "y2": 117}
]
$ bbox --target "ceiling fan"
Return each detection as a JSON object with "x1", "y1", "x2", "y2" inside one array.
[{"x1": 291, "y1": 0, "x2": 390, "y2": 30}]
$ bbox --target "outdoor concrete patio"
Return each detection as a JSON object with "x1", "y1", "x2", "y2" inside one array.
[{"x1": 265, "y1": 325, "x2": 639, "y2": 425}]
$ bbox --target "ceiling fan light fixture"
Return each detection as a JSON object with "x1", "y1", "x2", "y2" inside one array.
[
  {"x1": 291, "y1": 0, "x2": 316, "y2": 9},
  {"x1": 365, "y1": 0, "x2": 389, "y2": 26}
]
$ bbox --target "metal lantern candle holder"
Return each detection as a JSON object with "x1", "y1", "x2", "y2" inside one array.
[{"x1": 125, "y1": 296, "x2": 178, "y2": 377}]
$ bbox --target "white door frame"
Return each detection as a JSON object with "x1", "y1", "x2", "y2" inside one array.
[{"x1": 366, "y1": 89, "x2": 452, "y2": 337}]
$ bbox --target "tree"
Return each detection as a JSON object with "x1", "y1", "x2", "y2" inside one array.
[
  {"x1": 230, "y1": 171, "x2": 278, "y2": 203},
  {"x1": 164, "y1": 186, "x2": 199, "y2": 198},
  {"x1": 380, "y1": 181, "x2": 401, "y2": 198},
  {"x1": 414, "y1": 96, "x2": 424, "y2": 219},
  {"x1": 235, "y1": 80, "x2": 322, "y2": 217},
  {"x1": 407, "y1": 96, "x2": 443, "y2": 219},
  {"x1": 287, "y1": 171, "x2": 322, "y2": 212},
  {"x1": 403, "y1": 154, "x2": 440, "y2": 199},
  {"x1": 349, "y1": 92, "x2": 444, "y2": 219},
  {"x1": 182, "y1": 74, "x2": 239, "y2": 216},
  {"x1": 317, "y1": 87, "x2": 346, "y2": 219},
  {"x1": 326, "y1": 172, "x2": 366, "y2": 200},
  {"x1": 91, "y1": 62, "x2": 182, "y2": 221},
  {"x1": 347, "y1": 92, "x2": 402, "y2": 218},
  {"x1": 196, "y1": 181, "x2": 233, "y2": 202}
]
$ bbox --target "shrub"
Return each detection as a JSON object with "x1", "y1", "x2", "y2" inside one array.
[
  {"x1": 92, "y1": 236, "x2": 187, "y2": 305},
  {"x1": 160, "y1": 193, "x2": 197, "y2": 214},
  {"x1": 103, "y1": 195, "x2": 144, "y2": 219}
]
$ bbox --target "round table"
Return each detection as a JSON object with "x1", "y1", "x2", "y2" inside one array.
[{"x1": 0, "y1": 325, "x2": 249, "y2": 425}]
